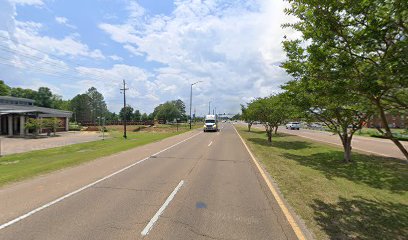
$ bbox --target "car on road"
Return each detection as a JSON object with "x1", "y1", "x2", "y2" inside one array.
[{"x1": 286, "y1": 122, "x2": 300, "y2": 130}]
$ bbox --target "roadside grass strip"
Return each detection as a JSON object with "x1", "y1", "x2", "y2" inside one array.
[{"x1": 236, "y1": 126, "x2": 408, "y2": 240}]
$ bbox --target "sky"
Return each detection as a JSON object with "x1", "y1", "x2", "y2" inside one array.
[{"x1": 0, "y1": 0, "x2": 297, "y2": 116}]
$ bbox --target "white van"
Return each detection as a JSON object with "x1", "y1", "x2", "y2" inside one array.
[
  {"x1": 286, "y1": 122, "x2": 300, "y2": 130},
  {"x1": 204, "y1": 115, "x2": 218, "y2": 132}
]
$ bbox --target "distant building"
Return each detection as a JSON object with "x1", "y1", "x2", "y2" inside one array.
[
  {"x1": 366, "y1": 113, "x2": 407, "y2": 129},
  {"x1": 0, "y1": 96, "x2": 72, "y2": 136}
]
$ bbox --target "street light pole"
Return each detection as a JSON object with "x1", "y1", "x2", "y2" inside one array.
[
  {"x1": 189, "y1": 81, "x2": 201, "y2": 129},
  {"x1": 208, "y1": 101, "x2": 211, "y2": 115}
]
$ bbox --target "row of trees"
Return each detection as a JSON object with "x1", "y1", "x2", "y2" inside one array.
[
  {"x1": 0, "y1": 80, "x2": 69, "y2": 109},
  {"x1": 1, "y1": 80, "x2": 189, "y2": 125},
  {"x1": 243, "y1": 0, "x2": 407, "y2": 162}
]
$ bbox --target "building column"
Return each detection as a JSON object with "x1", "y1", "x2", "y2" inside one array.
[
  {"x1": 20, "y1": 115, "x2": 25, "y2": 136},
  {"x1": 7, "y1": 115, "x2": 13, "y2": 136},
  {"x1": 65, "y1": 117, "x2": 69, "y2": 131},
  {"x1": 14, "y1": 116, "x2": 18, "y2": 132}
]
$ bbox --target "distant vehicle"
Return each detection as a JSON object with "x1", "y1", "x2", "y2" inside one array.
[
  {"x1": 286, "y1": 122, "x2": 300, "y2": 130},
  {"x1": 310, "y1": 123, "x2": 322, "y2": 128},
  {"x1": 204, "y1": 115, "x2": 218, "y2": 132}
]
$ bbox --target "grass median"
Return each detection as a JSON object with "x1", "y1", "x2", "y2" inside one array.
[
  {"x1": 236, "y1": 126, "x2": 407, "y2": 240},
  {"x1": 0, "y1": 124, "x2": 199, "y2": 187}
]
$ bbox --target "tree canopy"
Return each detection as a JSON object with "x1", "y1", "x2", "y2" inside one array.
[{"x1": 282, "y1": 0, "x2": 408, "y2": 161}]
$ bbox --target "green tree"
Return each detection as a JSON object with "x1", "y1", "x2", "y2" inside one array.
[
  {"x1": 86, "y1": 87, "x2": 108, "y2": 123},
  {"x1": 69, "y1": 94, "x2": 92, "y2": 123},
  {"x1": 24, "y1": 118, "x2": 44, "y2": 138},
  {"x1": 283, "y1": 0, "x2": 408, "y2": 159},
  {"x1": 44, "y1": 117, "x2": 61, "y2": 136},
  {"x1": 155, "y1": 102, "x2": 181, "y2": 122},
  {"x1": 133, "y1": 110, "x2": 141, "y2": 121},
  {"x1": 281, "y1": 39, "x2": 375, "y2": 162},
  {"x1": 119, "y1": 105, "x2": 134, "y2": 121},
  {"x1": 35, "y1": 87, "x2": 53, "y2": 107},
  {"x1": 152, "y1": 100, "x2": 186, "y2": 122},
  {"x1": 10, "y1": 87, "x2": 37, "y2": 99},
  {"x1": 50, "y1": 95, "x2": 70, "y2": 110},
  {"x1": 0, "y1": 80, "x2": 10, "y2": 96},
  {"x1": 141, "y1": 113, "x2": 148, "y2": 121},
  {"x1": 248, "y1": 95, "x2": 291, "y2": 142},
  {"x1": 106, "y1": 112, "x2": 119, "y2": 123}
]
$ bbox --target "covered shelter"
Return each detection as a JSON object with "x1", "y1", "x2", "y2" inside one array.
[{"x1": 0, "y1": 96, "x2": 72, "y2": 136}]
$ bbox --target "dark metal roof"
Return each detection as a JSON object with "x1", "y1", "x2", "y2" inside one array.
[
  {"x1": 0, "y1": 96, "x2": 35, "y2": 103},
  {"x1": 0, "y1": 104, "x2": 72, "y2": 117}
]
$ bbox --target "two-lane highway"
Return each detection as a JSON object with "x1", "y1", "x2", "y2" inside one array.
[{"x1": 0, "y1": 123, "x2": 302, "y2": 240}]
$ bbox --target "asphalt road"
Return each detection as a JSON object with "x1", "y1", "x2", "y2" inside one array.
[
  {"x1": 0, "y1": 123, "x2": 301, "y2": 240},
  {"x1": 278, "y1": 127, "x2": 407, "y2": 159}
]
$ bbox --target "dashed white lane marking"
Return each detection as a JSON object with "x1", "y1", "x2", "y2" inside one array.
[
  {"x1": 141, "y1": 180, "x2": 184, "y2": 236},
  {"x1": 208, "y1": 141, "x2": 213, "y2": 147},
  {"x1": 0, "y1": 132, "x2": 202, "y2": 230}
]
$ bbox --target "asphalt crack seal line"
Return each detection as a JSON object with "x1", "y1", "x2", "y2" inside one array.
[
  {"x1": 141, "y1": 180, "x2": 184, "y2": 236},
  {"x1": 233, "y1": 126, "x2": 307, "y2": 240},
  {"x1": 0, "y1": 131, "x2": 202, "y2": 230}
]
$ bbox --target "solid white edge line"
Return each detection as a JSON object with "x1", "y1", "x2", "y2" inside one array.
[
  {"x1": 0, "y1": 131, "x2": 202, "y2": 230},
  {"x1": 141, "y1": 180, "x2": 184, "y2": 236},
  {"x1": 208, "y1": 141, "x2": 213, "y2": 147}
]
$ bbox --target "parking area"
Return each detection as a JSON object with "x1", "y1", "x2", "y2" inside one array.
[{"x1": 0, "y1": 131, "x2": 104, "y2": 155}]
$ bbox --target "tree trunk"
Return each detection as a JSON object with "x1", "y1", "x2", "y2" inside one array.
[
  {"x1": 266, "y1": 125, "x2": 273, "y2": 142},
  {"x1": 248, "y1": 122, "x2": 252, "y2": 132},
  {"x1": 375, "y1": 98, "x2": 408, "y2": 161},
  {"x1": 274, "y1": 126, "x2": 278, "y2": 134},
  {"x1": 267, "y1": 130, "x2": 272, "y2": 142},
  {"x1": 339, "y1": 131, "x2": 353, "y2": 163},
  {"x1": 343, "y1": 136, "x2": 352, "y2": 163}
]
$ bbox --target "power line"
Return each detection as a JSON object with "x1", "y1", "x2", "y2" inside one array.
[{"x1": 0, "y1": 35, "x2": 121, "y2": 82}]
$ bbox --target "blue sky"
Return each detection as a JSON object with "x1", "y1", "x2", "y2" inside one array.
[{"x1": 0, "y1": 0, "x2": 296, "y2": 115}]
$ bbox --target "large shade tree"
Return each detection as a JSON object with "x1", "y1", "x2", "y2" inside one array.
[{"x1": 283, "y1": 0, "x2": 408, "y2": 159}]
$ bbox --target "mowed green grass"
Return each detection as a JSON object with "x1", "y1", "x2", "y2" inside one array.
[
  {"x1": 0, "y1": 126, "x2": 193, "y2": 187},
  {"x1": 237, "y1": 126, "x2": 408, "y2": 240}
]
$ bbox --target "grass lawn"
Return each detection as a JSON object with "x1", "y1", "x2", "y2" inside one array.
[
  {"x1": 0, "y1": 125, "x2": 195, "y2": 187},
  {"x1": 237, "y1": 126, "x2": 407, "y2": 240},
  {"x1": 354, "y1": 128, "x2": 408, "y2": 140}
]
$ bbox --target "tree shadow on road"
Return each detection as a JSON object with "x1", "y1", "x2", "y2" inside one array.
[
  {"x1": 281, "y1": 151, "x2": 408, "y2": 193},
  {"x1": 311, "y1": 196, "x2": 408, "y2": 240}
]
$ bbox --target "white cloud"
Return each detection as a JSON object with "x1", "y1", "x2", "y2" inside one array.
[
  {"x1": 109, "y1": 55, "x2": 123, "y2": 61},
  {"x1": 99, "y1": 0, "x2": 296, "y2": 114},
  {"x1": 123, "y1": 44, "x2": 143, "y2": 56},
  {"x1": 55, "y1": 16, "x2": 77, "y2": 29},
  {"x1": 8, "y1": 0, "x2": 44, "y2": 6},
  {"x1": 55, "y1": 16, "x2": 68, "y2": 24}
]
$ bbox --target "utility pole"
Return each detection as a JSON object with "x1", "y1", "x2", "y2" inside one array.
[
  {"x1": 120, "y1": 80, "x2": 129, "y2": 139},
  {"x1": 208, "y1": 101, "x2": 211, "y2": 115}
]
